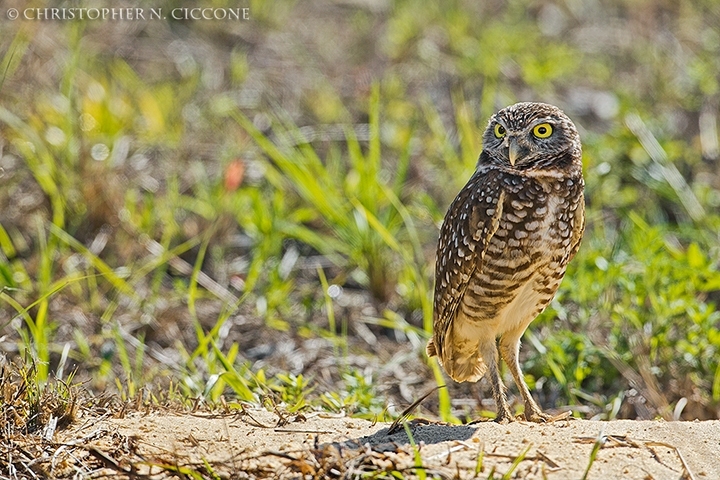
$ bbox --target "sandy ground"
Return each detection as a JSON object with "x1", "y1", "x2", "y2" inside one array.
[{"x1": 49, "y1": 408, "x2": 720, "y2": 479}]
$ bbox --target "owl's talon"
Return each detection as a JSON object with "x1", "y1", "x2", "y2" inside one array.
[
  {"x1": 524, "y1": 410, "x2": 571, "y2": 423},
  {"x1": 524, "y1": 412, "x2": 551, "y2": 423},
  {"x1": 493, "y1": 410, "x2": 516, "y2": 424}
]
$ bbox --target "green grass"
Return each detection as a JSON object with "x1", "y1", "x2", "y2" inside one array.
[
  {"x1": 1, "y1": 0, "x2": 720, "y2": 426},
  {"x1": 403, "y1": 423, "x2": 427, "y2": 480},
  {"x1": 581, "y1": 427, "x2": 607, "y2": 480}
]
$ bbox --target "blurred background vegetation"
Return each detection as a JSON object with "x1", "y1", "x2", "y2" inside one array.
[{"x1": 1, "y1": 0, "x2": 720, "y2": 422}]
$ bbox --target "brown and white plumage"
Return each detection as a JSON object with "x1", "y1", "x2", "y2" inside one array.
[{"x1": 427, "y1": 102, "x2": 585, "y2": 423}]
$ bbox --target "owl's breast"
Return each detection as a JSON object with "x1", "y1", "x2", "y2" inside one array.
[
  {"x1": 491, "y1": 175, "x2": 580, "y2": 258},
  {"x1": 459, "y1": 174, "x2": 583, "y2": 331},
  {"x1": 503, "y1": 174, "x2": 582, "y2": 247}
]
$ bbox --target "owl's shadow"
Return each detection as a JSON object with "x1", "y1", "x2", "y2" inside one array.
[{"x1": 339, "y1": 419, "x2": 477, "y2": 452}]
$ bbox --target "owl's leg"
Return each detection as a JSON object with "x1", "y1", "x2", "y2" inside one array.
[
  {"x1": 498, "y1": 332, "x2": 550, "y2": 423},
  {"x1": 480, "y1": 339, "x2": 514, "y2": 423}
]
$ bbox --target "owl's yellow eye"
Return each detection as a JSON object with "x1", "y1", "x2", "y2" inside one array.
[
  {"x1": 532, "y1": 123, "x2": 553, "y2": 139},
  {"x1": 493, "y1": 124, "x2": 506, "y2": 138}
]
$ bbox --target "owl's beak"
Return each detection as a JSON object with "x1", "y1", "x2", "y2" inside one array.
[{"x1": 508, "y1": 137, "x2": 521, "y2": 166}]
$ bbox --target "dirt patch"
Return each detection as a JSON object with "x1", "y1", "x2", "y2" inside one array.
[{"x1": 41, "y1": 409, "x2": 720, "y2": 479}]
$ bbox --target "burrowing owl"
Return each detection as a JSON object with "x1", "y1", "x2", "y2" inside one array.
[{"x1": 427, "y1": 102, "x2": 585, "y2": 423}]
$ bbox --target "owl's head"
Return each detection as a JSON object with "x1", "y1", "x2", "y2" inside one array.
[{"x1": 480, "y1": 102, "x2": 581, "y2": 172}]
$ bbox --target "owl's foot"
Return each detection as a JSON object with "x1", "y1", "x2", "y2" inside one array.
[
  {"x1": 524, "y1": 411, "x2": 552, "y2": 422},
  {"x1": 494, "y1": 414, "x2": 514, "y2": 424},
  {"x1": 524, "y1": 410, "x2": 571, "y2": 423},
  {"x1": 493, "y1": 407, "x2": 516, "y2": 424}
]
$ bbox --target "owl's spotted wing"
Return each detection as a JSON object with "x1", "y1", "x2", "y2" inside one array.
[
  {"x1": 427, "y1": 168, "x2": 504, "y2": 360},
  {"x1": 567, "y1": 190, "x2": 585, "y2": 262}
]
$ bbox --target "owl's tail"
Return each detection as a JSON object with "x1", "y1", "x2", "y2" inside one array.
[
  {"x1": 427, "y1": 309, "x2": 491, "y2": 383},
  {"x1": 425, "y1": 338, "x2": 439, "y2": 357},
  {"x1": 443, "y1": 349, "x2": 487, "y2": 383},
  {"x1": 427, "y1": 336, "x2": 487, "y2": 383}
]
